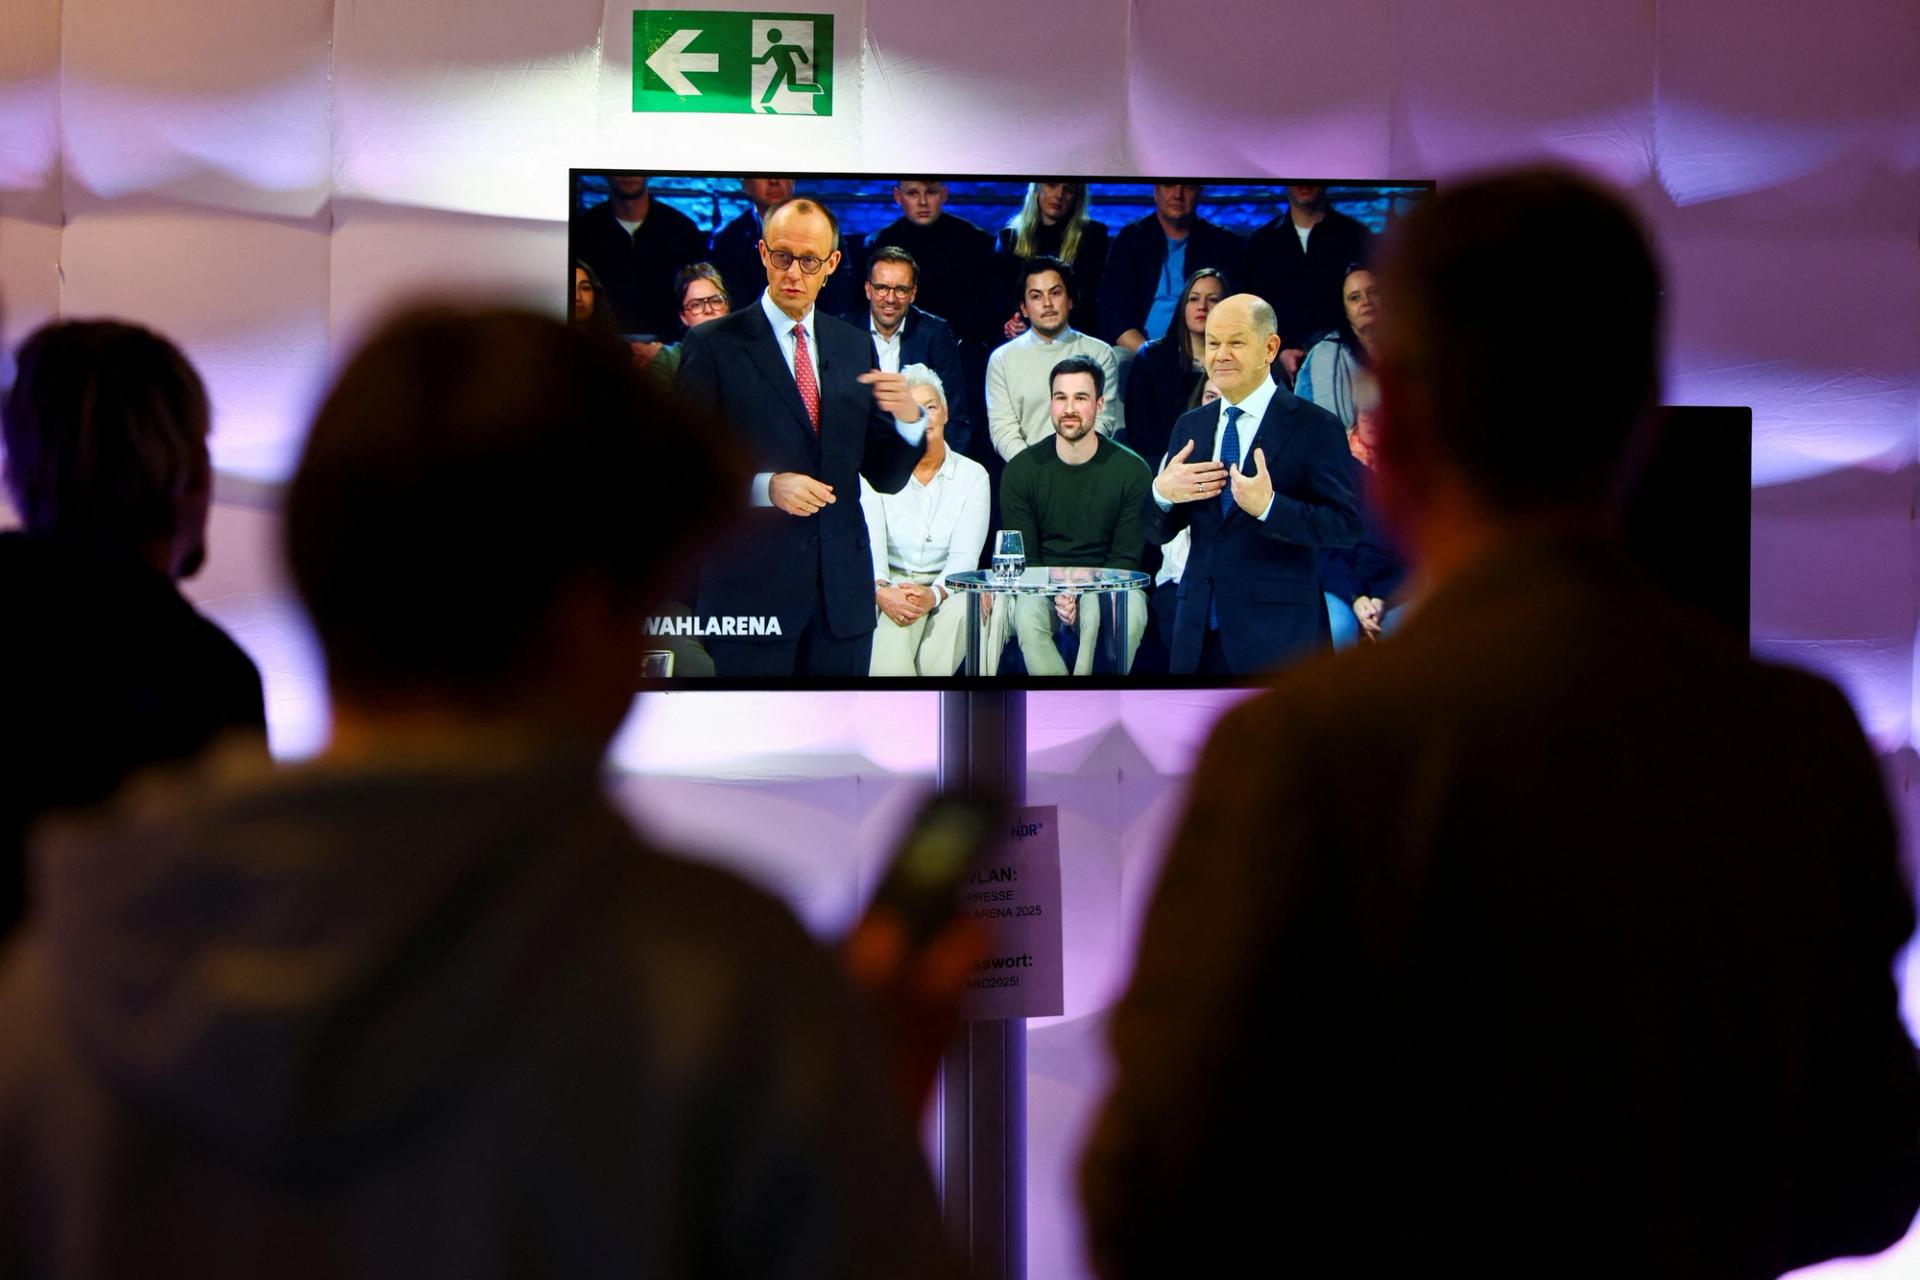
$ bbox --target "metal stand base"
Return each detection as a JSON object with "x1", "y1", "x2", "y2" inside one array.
[{"x1": 937, "y1": 689, "x2": 1027, "y2": 1280}]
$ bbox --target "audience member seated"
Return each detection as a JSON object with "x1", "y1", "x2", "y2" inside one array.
[
  {"x1": 1243, "y1": 184, "x2": 1374, "y2": 380},
  {"x1": 1319, "y1": 407, "x2": 1406, "y2": 647},
  {"x1": 1002, "y1": 357, "x2": 1150, "y2": 676},
  {"x1": 1101, "y1": 183, "x2": 1243, "y2": 354},
  {"x1": 869, "y1": 179, "x2": 997, "y2": 348},
  {"x1": 846, "y1": 247, "x2": 976, "y2": 456},
  {"x1": 568, "y1": 173, "x2": 710, "y2": 338},
  {"x1": 0, "y1": 305, "x2": 958, "y2": 1278},
  {"x1": 995, "y1": 183, "x2": 1111, "y2": 342},
  {"x1": 1122, "y1": 267, "x2": 1226, "y2": 474},
  {"x1": 1294, "y1": 265, "x2": 1380, "y2": 429},
  {"x1": 0, "y1": 320, "x2": 266, "y2": 941},
  {"x1": 859, "y1": 364, "x2": 990, "y2": 676},
  {"x1": 1084, "y1": 167, "x2": 1920, "y2": 1278},
  {"x1": 638, "y1": 261, "x2": 732, "y2": 386},
  {"x1": 571, "y1": 258, "x2": 621, "y2": 346},
  {"x1": 987, "y1": 257, "x2": 1123, "y2": 462},
  {"x1": 709, "y1": 175, "x2": 794, "y2": 304}
]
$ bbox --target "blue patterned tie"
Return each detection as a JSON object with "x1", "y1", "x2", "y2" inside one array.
[
  {"x1": 1218, "y1": 404, "x2": 1243, "y2": 516},
  {"x1": 1209, "y1": 404, "x2": 1244, "y2": 632}
]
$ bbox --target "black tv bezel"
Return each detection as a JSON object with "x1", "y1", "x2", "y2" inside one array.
[{"x1": 570, "y1": 170, "x2": 1746, "y2": 692}]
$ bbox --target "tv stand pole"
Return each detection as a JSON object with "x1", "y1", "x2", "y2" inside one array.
[{"x1": 937, "y1": 688, "x2": 1026, "y2": 1280}]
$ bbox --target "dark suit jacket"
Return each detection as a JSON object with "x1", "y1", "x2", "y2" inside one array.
[
  {"x1": 840, "y1": 304, "x2": 975, "y2": 457},
  {"x1": 1140, "y1": 387, "x2": 1359, "y2": 673},
  {"x1": 1099, "y1": 214, "x2": 1243, "y2": 345},
  {"x1": 1083, "y1": 535, "x2": 1920, "y2": 1277},
  {"x1": 676, "y1": 304, "x2": 919, "y2": 641}
]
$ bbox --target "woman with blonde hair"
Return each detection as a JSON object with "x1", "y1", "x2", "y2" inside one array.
[{"x1": 994, "y1": 182, "x2": 1110, "y2": 341}]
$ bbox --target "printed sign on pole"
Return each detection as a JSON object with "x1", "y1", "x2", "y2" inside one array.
[
  {"x1": 958, "y1": 805, "x2": 1065, "y2": 1021},
  {"x1": 633, "y1": 10, "x2": 836, "y2": 115}
]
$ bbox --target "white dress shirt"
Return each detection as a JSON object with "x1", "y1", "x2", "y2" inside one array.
[
  {"x1": 859, "y1": 448, "x2": 992, "y2": 597},
  {"x1": 750, "y1": 290, "x2": 926, "y2": 507},
  {"x1": 1150, "y1": 374, "x2": 1279, "y2": 521},
  {"x1": 871, "y1": 317, "x2": 903, "y2": 373}
]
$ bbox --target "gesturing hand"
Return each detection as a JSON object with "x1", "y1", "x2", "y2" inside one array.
[
  {"x1": 770, "y1": 472, "x2": 835, "y2": 517},
  {"x1": 858, "y1": 370, "x2": 924, "y2": 422},
  {"x1": 1157, "y1": 439, "x2": 1229, "y2": 504},
  {"x1": 1229, "y1": 446, "x2": 1273, "y2": 518}
]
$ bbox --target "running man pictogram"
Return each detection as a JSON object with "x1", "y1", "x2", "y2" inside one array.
[{"x1": 753, "y1": 27, "x2": 825, "y2": 105}]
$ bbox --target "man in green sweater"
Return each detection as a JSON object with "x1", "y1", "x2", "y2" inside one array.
[{"x1": 1001, "y1": 356, "x2": 1151, "y2": 675}]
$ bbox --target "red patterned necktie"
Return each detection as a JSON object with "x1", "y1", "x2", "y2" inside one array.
[{"x1": 791, "y1": 323, "x2": 821, "y2": 433}]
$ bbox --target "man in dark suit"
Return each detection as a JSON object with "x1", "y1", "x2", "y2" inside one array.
[
  {"x1": 1084, "y1": 168, "x2": 1920, "y2": 1278},
  {"x1": 677, "y1": 198, "x2": 926, "y2": 677},
  {"x1": 844, "y1": 245, "x2": 975, "y2": 457},
  {"x1": 1140, "y1": 293, "x2": 1359, "y2": 675},
  {"x1": 1100, "y1": 183, "x2": 1244, "y2": 353}
]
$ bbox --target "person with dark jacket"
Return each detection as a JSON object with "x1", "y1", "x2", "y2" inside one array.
[
  {"x1": 1242, "y1": 184, "x2": 1374, "y2": 380},
  {"x1": 1085, "y1": 167, "x2": 1920, "y2": 1279},
  {"x1": 868, "y1": 179, "x2": 998, "y2": 348},
  {"x1": 1100, "y1": 183, "x2": 1243, "y2": 352},
  {"x1": 1122, "y1": 266, "x2": 1226, "y2": 472},
  {"x1": 0, "y1": 304, "x2": 959, "y2": 1279},
  {"x1": 569, "y1": 173, "x2": 710, "y2": 337},
  {"x1": 0, "y1": 320, "x2": 265, "y2": 940},
  {"x1": 843, "y1": 245, "x2": 977, "y2": 456},
  {"x1": 1317, "y1": 408, "x2": 1407, "y2": 646}
]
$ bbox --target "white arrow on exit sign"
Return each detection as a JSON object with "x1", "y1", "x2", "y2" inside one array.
[{"x1": 644, "y1": 28, "x2": 720, "y2": 95}]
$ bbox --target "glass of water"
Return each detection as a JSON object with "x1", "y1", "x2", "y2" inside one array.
[{"x1": 991, "y1": 530, "x2": 1025, "y2": 583}]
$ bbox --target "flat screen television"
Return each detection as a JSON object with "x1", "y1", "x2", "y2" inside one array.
[{"x1": 567, "y1": 171, "x2": 1748, "y2": 689}]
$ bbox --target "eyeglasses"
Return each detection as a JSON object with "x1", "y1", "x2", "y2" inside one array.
[
  {"x1": 681, "y1": 294, "x2": 728, "y2": 314},
  {"x1": 763, "y1": 246, "x2": 831, "y2": 274},
  {"x1": 868, "y1": 283, "x2": 915, "y2": 298}
]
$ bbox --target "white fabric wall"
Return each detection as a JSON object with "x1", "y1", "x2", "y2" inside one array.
[{"x1": 3, "y1": 1, "x2": 1917, "y2": 1273}]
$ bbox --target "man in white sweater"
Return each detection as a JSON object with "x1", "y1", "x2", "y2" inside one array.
[{"x1": 986, "y1": 256, "x2": 1124, "y2": 461}]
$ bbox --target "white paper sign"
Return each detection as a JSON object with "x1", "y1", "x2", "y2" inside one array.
[{"x1": 958, "y1": 804, "x2": 1063, "y2": 1021}]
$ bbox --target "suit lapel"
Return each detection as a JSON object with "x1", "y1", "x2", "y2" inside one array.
[{"x1": 739, "y1": 304, "x2": 815, "y2": 438}]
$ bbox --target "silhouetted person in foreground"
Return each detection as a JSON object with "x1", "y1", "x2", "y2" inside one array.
[
  {"x1": 0, "y1": 306, "x2": 956, "y2": 1278},
  {"x1": 1082, "y1": 167, "x2": 1920, "y2": 1278},
  {"x1": 0, "y1": 320, "x2": 265, "y2": 941}
]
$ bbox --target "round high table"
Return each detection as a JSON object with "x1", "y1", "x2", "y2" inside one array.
[{"x1": 946, "y1": 566, "x2": 1152, "y2": 677}]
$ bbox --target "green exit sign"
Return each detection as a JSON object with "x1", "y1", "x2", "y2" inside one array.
[{"x1": 633, "y1": 10, "x2": 835, "y2": 116}]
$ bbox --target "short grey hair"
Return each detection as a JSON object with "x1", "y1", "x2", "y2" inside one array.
[{"x1": 900, "y1": 362, "x2": 947, "y2": 407}]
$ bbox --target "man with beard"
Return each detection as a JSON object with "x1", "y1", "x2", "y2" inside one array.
[
  {"x1": 569, "y1": 172, "x2": 709, "y2": 336},
  {"x1": 985, "y1": 257, "x2": 1123, "y2": 461},
  {"x1": 1000, "y1": 356, "x2": 1150, "y2": 676}
]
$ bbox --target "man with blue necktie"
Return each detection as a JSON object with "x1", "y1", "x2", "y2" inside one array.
[{"x1": 1140, "y1": 293, "x2": 1359, "y2": 675}]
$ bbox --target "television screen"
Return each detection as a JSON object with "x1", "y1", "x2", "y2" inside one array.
[{"x1": 568, "y1": 172, "x2": 1744, "y2": 688}]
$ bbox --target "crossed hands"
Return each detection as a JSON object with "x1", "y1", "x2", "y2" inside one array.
[
  {"x1": 878, "y1": 582, "x2": 939, "y2": 627},
  {"x1": 1354, "y1": 595, "x2": 1387, "y2": 639},
  {"x1": 1158, "y1": 440, "x2": 1274, "y2": 517}
]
